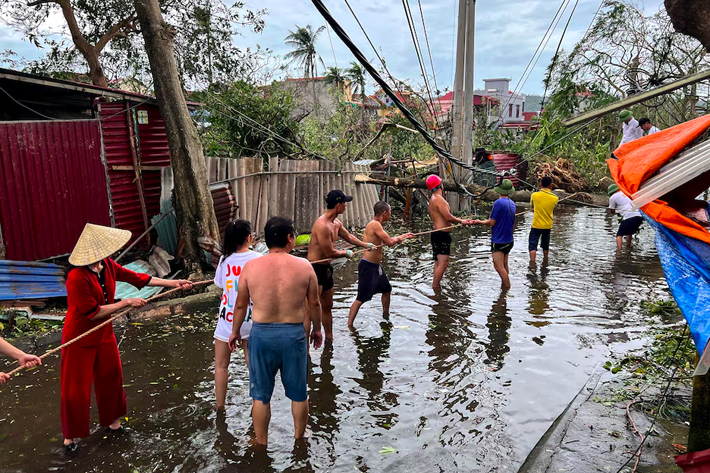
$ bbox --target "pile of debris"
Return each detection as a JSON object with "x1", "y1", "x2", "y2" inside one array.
[{"x1": 532, "y1": 158, "x2": 588, "y2": 193}]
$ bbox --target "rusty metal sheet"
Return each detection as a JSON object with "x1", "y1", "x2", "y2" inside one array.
[
  {"x1": 0, "y1": 120, "x2": 111, "y2": 261},
  {"x1": 493, "y1": 153, "x2": 527, "y2": 187},
  {"x1": 0, "y1": 260, "x2": 66, "y2": 300},
  {"x1": 210, "y1": 183, "x2": 237, "y2": 238}
]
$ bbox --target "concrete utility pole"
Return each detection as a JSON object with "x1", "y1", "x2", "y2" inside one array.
[{"x1": 449, "y1": 0, "x2": 475, "y2": 212}]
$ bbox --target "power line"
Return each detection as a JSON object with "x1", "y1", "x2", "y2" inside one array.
[
  {"x1": 402, "y1": 0, "x2": 441, "y2": 130},
  {"x1": 325, "y1": 23, "x2": 338, "y2": 68},
  {"x1": 310, "y1": 0, "x2": 499, "y2": 180},
  {"x1": 0, "y1": 84, "x2": 155, "y2": 122},
  {"x1": 418, "y1": 0, "x2": 441, "y2": 98},
  {"x1": 540, "y1": 0, "x2": 580, "y2": 112},
  {"x1": 494, "y1": 0, "x2": 571, "y2": 126},
  {"x1": 207, "y1": 92, "x2": 330, "y2": 160}
]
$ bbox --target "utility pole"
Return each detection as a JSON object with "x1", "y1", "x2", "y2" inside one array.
[{"x1": 449, "y1": 0, "x2": 475, "y2": 212}]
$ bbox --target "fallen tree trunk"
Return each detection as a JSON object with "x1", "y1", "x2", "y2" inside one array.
[
  {"x1": 355, "y1": 174, "x2": 531, "y2": 203},
  {"x1": 354, "y1": 174, "x2": 609, "y2": 207}
]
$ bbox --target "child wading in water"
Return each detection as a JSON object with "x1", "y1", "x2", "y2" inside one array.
[{"x1": 213, "y1": 220, "x2": 262, "y2": 409}]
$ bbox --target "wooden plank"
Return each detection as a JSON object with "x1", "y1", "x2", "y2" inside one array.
[
  {"x1": 217, "y1": 158, "x2": 227, "y2": 181},
  {"x1": 111, "y1": 165, "x2": 165, "y2": 172},
  {"x1": 228, "y1": 159, "x2": 238, "y2": 216},
  {"x1": 268, "y1": 157, "x2": 279, "y2": 220},
  {"x1": 294, "y1": 173, "x2": 320, "y2": 234},
  {"x1": 238, "y1": 159, "x2": 248, "y2": 221},
  {"x1": 206, "y1": 156, "x2": 215, "y2": 183},
  {"x1": 126, "y1": 106, "x2": 150, "y2": 233}
]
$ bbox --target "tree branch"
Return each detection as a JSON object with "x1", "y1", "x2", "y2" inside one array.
[
  {"x1": 96, "y1": 16, "x2": 138, "y2": 53},
  {"x1": 26, "y1": 0, "x2": 58, "y2": 6}
]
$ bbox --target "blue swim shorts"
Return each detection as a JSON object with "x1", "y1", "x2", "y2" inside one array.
[{"x1": 248, "y1": 322, "x2": 308, "y2": 404}]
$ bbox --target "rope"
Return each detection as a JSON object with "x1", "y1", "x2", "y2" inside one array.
[
  {"x1": 6, "y1": 280, "x2": 213, "y2": 378},
  {"x1": 308, "y1": 218, "x2": 479, "y2": 265}
]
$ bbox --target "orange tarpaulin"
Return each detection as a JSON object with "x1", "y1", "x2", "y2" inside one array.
[{"x1": 608, "y1": 114, "x2": 710, "y2": 246}]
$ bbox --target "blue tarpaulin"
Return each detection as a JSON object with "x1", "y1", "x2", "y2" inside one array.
[{"x1": 646, "y1": 215, "x2": 710, "y2": 354}]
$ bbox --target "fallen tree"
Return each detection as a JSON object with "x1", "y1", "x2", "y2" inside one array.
[{"x1": 354, "y1": 174, "x2": 606, "y2": 206}]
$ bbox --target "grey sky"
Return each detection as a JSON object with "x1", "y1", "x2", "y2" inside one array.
[{"x1": 2, "y1": 0, "x2": 666, "y2": 95}]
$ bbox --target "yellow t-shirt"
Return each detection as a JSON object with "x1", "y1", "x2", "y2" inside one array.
[{"x1": 530, "y1": 189, "x2": 559, "y2": 229}]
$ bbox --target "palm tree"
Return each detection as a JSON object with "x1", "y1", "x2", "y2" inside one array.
[
  {"x1": 346, "y1": 62, "x2": 367, "y2": 101},
  {"x1": 325, "y1": 66, "x2": 346, "y2": 89},
  {"x1": 284, "y1": 25, "x2": 326, "y2": 78}
]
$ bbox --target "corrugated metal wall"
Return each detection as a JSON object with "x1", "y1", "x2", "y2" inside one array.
[
  {"x1": 0, "y1": 120, "x2": 111, "y2": 260},
  {"x1": 135, "y1": 104, "x2": 171, "y2": 220},
  {"x1": 100, "y1": 102, "x2": 171, "y2": 243},
  {"x1": 203, "y1": 156, "x2": 379, "y2": 236}
]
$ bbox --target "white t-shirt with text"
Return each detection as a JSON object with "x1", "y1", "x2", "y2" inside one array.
[{"x1": 213, "y1": 250, "x2": 262, "y2": 342}]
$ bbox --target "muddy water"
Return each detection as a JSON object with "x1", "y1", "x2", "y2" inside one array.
[{"x1": 0, "y1": 206, "x2": 669, "y2": 472}]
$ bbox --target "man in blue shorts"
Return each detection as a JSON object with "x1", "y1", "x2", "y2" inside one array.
[
  {"x1": 474, "y1": 179, "x2": 517, "y2": 288},
  {"x1": 608, "y1": 184, "x2": 644, "y2": 250},
  {"x1": 229, "y1": 217, "x2": 323, "y2": 445}
]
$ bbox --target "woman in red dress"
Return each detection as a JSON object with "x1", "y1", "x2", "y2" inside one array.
[{"x1": 62, "y1": 224, "x2": 192, "y2": 452}]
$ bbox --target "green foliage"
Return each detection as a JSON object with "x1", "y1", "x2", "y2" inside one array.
[
  {"x1": 197, "y1": 81, "x2": 301, "y2": 158},
  {"x1": 0, "y1": 0, "x2": 265, "y2": 88}
]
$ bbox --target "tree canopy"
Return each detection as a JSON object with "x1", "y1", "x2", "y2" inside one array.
[{"x1": 0, "y1": 0, "x2": 265, "y2": 87}]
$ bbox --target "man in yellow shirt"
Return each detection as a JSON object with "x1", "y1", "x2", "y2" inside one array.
[{"x1": 529, "y1": 176, "x2": 559, "y2": 264}]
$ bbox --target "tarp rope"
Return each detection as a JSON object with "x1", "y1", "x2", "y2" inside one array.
[
  {"x1": 310, "y1": 0, "x2": 498, "y2": 180},
  {"x1": 6, "y1": 280, "x2": 213, "y2": 378}
]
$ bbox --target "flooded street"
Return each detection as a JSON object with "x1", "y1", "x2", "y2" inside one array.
[{"x1": 0, "y1": 206, "x2": 669, "y2": 472}]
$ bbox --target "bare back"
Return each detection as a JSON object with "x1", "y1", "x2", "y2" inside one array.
[
  {"x1": 362, "y1": 220, "x2": 385, "y2": 264},
  {"x1": 429, "y1": 194, "x2": 453, "y2": 231},
  {"x1": 307, "y1": 214, "x2": 343, "y2": 261},
  {"x1": 242, "y1": 254, "x2": 318, "y2": 324}
]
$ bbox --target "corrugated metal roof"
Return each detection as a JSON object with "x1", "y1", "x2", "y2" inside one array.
[
  {"x1": 210, "y1": 183, "x2": 237, "y2": 238},
  {"x1": 0, "y1": 120, "x2": 111, "y2": 261},
  {"x1": 114, "y1": 260, "x2": 163, "y2": 301},
  {"x1": 153, "y1": 200, "x2": 178, "y2": 256},
  {"x1": 0, "y1": 260, "x2": 67, "y2": 301}
]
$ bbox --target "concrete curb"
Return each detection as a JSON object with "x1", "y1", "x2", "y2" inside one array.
[{"x1": 518, "y1": 363, "x2": 604, "y2": 473}]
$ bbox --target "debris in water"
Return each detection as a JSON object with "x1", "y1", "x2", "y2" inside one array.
[{"x1": 379, "y1": 447, "x2": 398, "y2": 455}]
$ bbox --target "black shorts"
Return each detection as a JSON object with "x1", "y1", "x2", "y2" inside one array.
[
  {"x1": 491, "y1": 242, "x2": 514, "y2": 255},
  {"x1": 528, "y1": 228, "x2": 551, "y2": 252},
  {"x1": 431, "y1": 231, "x2": 452, "y2": 260},
  {"x1": 356, "y1": 259, "x2": 392, "y2": 303},
  {"x1": 312, "y1": 263, "x2": 334, "y2": 292},
  {"x1": 617, "y1": 216, "x2": 644, "y2": 237}
]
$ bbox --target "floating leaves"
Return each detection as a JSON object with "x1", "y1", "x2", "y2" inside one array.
[{"x1": 379, "y1": 447, "x2": 398, "y2": 455}]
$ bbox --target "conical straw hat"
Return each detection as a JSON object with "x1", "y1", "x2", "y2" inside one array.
[{"x1": 68, "y1": 224, "x2": 132, "y2": 266}]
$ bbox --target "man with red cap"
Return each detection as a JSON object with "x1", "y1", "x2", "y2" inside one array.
[{"x1": 427, "y1": 175, "x2": 475, "y2": 290}]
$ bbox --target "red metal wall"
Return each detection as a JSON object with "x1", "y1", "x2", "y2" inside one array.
[
  {"x1": 0, "y1": 120, "x2": 111, "y2": 260},
  {"x1": 100, "y1": 102, "x2": 171, "y2": 242},
  {"x1": 493, "y1": 153, "x2": 528, "y2": 188},
  {"x1": 135, "y1": 104, "x2": 171, "y2": 221}
]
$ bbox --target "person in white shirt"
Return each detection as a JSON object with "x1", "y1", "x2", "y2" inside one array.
[
  {"x1": 213, "y1": 219, "x2": 262, "y2": 409},
  {"x1": 608, "y1": 184, "x2": 644, "y2": 250},
  {"x1": 619, "y1": 109, "x2": 644, "y2": 145},
  {"x1": 638, "y1": 117, "x2": 661, "y2": 135}
]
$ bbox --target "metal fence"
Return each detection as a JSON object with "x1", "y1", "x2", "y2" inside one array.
[{"x1": 203, "y1": 157, "x2": 380, "y2": 236}]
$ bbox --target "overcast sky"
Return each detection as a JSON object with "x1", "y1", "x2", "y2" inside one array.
[{"x1": 1, "y1": 0, "x2": 666, "y2": 95}]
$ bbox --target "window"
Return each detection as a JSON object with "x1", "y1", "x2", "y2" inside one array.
[
  {"x1": 509, "y1": 104, "x2": 513, "y2": 117},
  {"x1": 516, "y1": 105, "x2": 520, "y2": 118},
  {"x1": 137, "y1": 110, "x2": 149, "y2": 125}
]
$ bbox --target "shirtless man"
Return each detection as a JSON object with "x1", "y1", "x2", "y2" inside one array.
[
  {"x1": 426, "y1": 175, "x2": 475, "y2": 290},
  {"x1": 229, "y1": 216, "x2": 323, "y2": 446},
  {"x1": 347, "y1": 201, "x2": 414, "y2": 328},
  {"x1": 307, "y1": 190, "x2": 374, "y2": 340}
]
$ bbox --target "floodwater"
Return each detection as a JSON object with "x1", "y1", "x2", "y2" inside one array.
[{"x1": 0, "y1": 206, "x2": 670, "y2": 472}]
